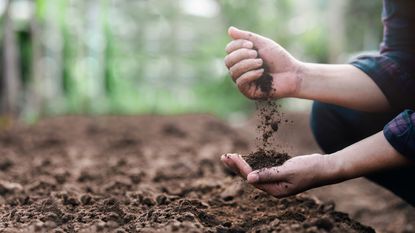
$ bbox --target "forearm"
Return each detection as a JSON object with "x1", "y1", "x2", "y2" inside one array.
[
  {"x1": 325, "y1": 131, "x2": 412, "y2": 183},
  {"x1": 296, "y1": 63, "x2": 390, "y2": 112}
]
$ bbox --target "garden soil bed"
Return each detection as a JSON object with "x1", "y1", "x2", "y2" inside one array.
[{"x1": 0, "y1": 115, "x2": 374, "y2": 232}]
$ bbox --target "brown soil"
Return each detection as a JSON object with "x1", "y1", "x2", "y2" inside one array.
[
  {"x1": 243, "y1": 150, "x2": 290, "y2": 170},
  {"x1": 255, "y1": 73, "x2": 273, "y2": 94},
  {"x1": 0, "y1": 115, "x2": 374, "y2": 232},
  {"x1": 255, "y1": 100, "x2": 283, "y2": 150},
  {"x1": 254, "y1": 52, "x2": 273, "y2": 95},
  {"x1": 251, "y1": 71, "x2": 290, "y2": 170}
]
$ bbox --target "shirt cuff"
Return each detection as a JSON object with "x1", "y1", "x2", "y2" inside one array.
[{"x1": 383, "y1": 109, "x2": 415, "y2": 158}]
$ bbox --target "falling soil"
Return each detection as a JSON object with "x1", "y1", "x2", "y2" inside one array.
[
  {"x1": 0, "y1": 115, "x2": 374, "y2": 232},
  {"x1": 255, "y1": 99, "x2": 283, "y2": 151},
  {"x1": 246, "y1": 100, "x2": 291, "y2": 170},
  {"x1": 243, "y1": 150, "x2": 290, "y2": 170},
  {"x1": 248, "y1": 65, "x2": 292, "y2": 170}
]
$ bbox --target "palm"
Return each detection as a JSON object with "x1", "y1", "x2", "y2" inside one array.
[
  {"x1": 221, "y1": 153, "x2": 326, "y2": 198},
  {"x1": 221, "y1": 153, "x2": 293, "y2": 197}
]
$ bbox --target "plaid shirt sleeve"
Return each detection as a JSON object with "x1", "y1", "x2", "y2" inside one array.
[
  {"x1": 384, "y1": 110, "x2": 415, "y2": 158},
  {"x1": 350, "y1": 55, "x2": 415, "y2": 111},
  {"x1": 349, "y1": 1, "x2": 415, "y2": 111}
]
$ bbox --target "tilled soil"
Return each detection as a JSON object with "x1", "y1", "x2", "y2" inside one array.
[{"x1": 0, "y1": 115, "x2": 375, "y2": 232}]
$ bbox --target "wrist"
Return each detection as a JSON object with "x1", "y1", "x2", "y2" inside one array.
[
  {"x1": 320, "y1": 153, "x2": 348, "y2": 185},
  {"x1": 292, "y1": 61, "x2": 309, "y2": 99}
]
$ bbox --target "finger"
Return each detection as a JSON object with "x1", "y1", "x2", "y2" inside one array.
[
  {"x1": 221, "y1": 154, "x2": 240, "y2": 174},
  {"x1": 228, "y1": 26, "x2": 268, "y2": 47},
  {"x1": 256, "y1": 182, "x2": 293, "y2": 198},
  {"x1": 221, "y1": 153, "x2": 252, "y2": 178},
  {"x1": 225, "y1": 39, "x2": 253, "y2": 54},
  {"x1": 235, "y1": 68, "x2": 264, "y2": 87},
  {"x1": 229, "y1": 59, "x2": 263, "y2": 81},
  {"x1": 247, "y1": 167, "x2": 286, "y2": 184},
  {"x1": 232, "y1": 154, "x2": 253, "y2": 177},
  {"x1": 221, "y1": 153, "x2": 248, "y2": 177},
  {"x1": 225, "y1": 48, "x2": 257, "y2": 68}
]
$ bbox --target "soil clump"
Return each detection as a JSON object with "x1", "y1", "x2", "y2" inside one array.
[{"x1": 244, "y1": 150, "x2": 290, "y2": 170}]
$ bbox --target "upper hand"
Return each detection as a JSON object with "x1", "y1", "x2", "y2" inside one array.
[
  {"x1": 224, "y1": 26, "x2": 303, "y2": 100},
  {"x1": 221, "y1": 153, "x2": 333, "y2": 198}
]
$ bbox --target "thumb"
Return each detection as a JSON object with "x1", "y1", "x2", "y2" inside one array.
[
  {"x1": 247, "y1": 166, "x2": 287, "y2": 184},
  {"x1": 228, "y1": 26, "x2": 267, "y2": 47}
]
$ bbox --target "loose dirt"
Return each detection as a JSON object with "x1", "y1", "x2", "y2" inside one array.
[
  {"x1": 243, "y1": 150, "x2": 290, "y2": 170},
  {"x1": 0, "y1": 115, "x2": 374, "y2": 232},
  {"x1": 245, "y1": 68, "x2": 291, "y2": 170}
]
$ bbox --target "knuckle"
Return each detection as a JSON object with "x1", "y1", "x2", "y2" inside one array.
[
  {"x1": 258, "y1": 171, "x2": 271, "y2": 181},
  {"x1": 236, "y1": 78, "x2": 246, "y2": 89},
  {"x1": 229, "y1": 66, "x2": 237, "y2": 77},
  {"x1": 224, "y1": 56, "x2": 231, "y2": 68},
  {"x1": 225, "y1": 43, "x2": 232, "y2": 53}
]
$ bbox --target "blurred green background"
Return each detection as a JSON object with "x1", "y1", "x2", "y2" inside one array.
[{"x1": 0, "y1": 0, "x2": 382, "y2": 122}]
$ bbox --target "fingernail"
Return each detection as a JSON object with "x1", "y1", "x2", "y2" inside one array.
[
  {"x1": 249, "y1": 50, "x2": 257, "y2": 57},
  {"x1": 247, "y1": 173, "x2": 259, "y2": 183},
  {"x1": 243, "y1": 41, "x2": 253, "y2": 48},
  {"x1": 256, "y1": 59, "x2": 263, "y2": 65}
]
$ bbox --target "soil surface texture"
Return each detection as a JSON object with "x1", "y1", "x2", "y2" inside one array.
[
  {"x1": 0, "y1": 115, "x2": 375, "y2": 232},
  {"x1": 243, "y1": 150, "x2": 290, "y2": 170}
]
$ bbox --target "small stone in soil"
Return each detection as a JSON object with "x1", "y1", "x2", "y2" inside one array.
[{"x1": 243, "y1": 150, "x2": 290, "y2": 170}]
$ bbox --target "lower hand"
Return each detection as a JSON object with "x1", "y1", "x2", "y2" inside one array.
[{"x1": 221, "y1": 153, "x2": 334, "y2": 198}]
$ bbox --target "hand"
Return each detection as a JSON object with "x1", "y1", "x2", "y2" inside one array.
[
  {"x1": 224, "y1": 26, "x2": 303, "y2": 100},
  {"x1": 221, "y1": 153, "x2": 333, "y2": 198}
]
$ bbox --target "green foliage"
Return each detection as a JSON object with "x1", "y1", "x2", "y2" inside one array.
[{"x1": 1, "y1": 0, "x2": 383, "y2": 119}]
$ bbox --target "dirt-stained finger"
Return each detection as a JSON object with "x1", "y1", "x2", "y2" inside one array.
[
  {"x1": 221, "y1": 154, "x2": 243, "y2": 177},
  {"x1": 225, "y1": 48, "x2": 257, "y2": 68},
  {"x1": 225, "y1": 39, "x2": 253, "y2": 54},
  {"x1": 222, "y1": 154, "x2": 252, "y2": 178},
  {"x1": 232, "y1": 154, "x2": 253, "y2": 177},
  {"x1": 247, "y1": 167, "x2": 286, "y2": 184},
  {"x1": 262, "y1": 182, "x2": 293, "y2": 198},
  {"x1": 230, "y1": 59, "x2": 263, "y2": 81},
  {"x1": 235, "y1": 69, "x2": 264, "y2": 87}
]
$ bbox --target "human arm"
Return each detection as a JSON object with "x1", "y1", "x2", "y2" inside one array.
[{"x1": 225, "y1": 26, "x2": 390, "y2": 112}]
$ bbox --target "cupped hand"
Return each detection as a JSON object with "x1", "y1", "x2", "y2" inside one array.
[
  {"x1": 224, "y1": 26, "x2": 303, "y2": 100},
  {"x1": 221, "y1": 153, "x2": 333, "y2": 198}
]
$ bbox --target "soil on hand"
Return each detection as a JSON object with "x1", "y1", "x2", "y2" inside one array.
[
  {"x1": 243, "y1": 149, "x2": 290, "y2": 170},
  {"x1": 0, "y1": 115, "x2": 374, "y2": 232},
  {"x1": 255, "y1": 73, "x2": 273, "y2": 94}
]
